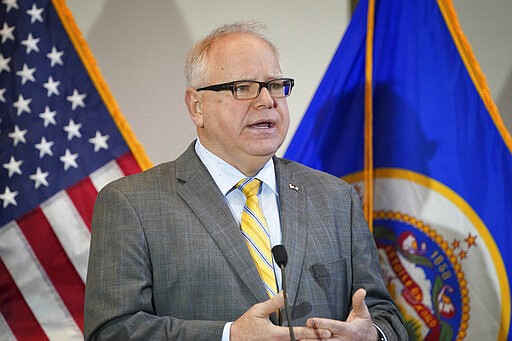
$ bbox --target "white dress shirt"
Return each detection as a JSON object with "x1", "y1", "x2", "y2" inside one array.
[{"x1": 194, "y1": 140, "x2": 283, "y2": 341}]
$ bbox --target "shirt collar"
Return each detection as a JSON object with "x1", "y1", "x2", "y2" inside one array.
[{"x1": 195, "y1": 139, "x2": 277, "y2": 196}]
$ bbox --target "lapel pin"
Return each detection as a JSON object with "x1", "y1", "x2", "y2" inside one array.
[{"x1": 288, "y1": 183, "x2": 300, "y2": 191}]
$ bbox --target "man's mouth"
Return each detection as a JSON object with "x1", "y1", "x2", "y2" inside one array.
[{"x1": 250, "y1": 121, "x2": 274, "y2": 129}]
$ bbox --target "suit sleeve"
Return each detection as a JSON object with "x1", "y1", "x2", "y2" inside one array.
[
  {"x1": 83, "y1": 184, "x2": 225, "y2": 340},
  {"x1": 347, "y1": 187, "x2": 409, "y2": 340}
]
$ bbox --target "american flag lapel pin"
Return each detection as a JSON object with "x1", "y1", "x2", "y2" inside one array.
[{"x1": 288, "y1": 183, "x2": 300, "y2": 191}]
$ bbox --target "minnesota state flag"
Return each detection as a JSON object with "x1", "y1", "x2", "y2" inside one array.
[{"x1": 285, "y1": 0, "x2": 511, "y2": 340}]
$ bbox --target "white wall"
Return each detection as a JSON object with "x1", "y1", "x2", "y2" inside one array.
[{"x1": 66, "y1": 1, "x2": 512, "y2": 165}]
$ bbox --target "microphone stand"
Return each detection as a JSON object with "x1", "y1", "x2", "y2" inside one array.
[
  {"x1": 272, "y1": 245, "x2": 295, "y2": 341},
  {"x1": 279, "y1": 262, "x2": 295, "y2": 341}
]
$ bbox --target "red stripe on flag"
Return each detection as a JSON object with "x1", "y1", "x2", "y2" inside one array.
[
  {"x1": 117, "y1": 152, "x2": 143, "y2": 175},
  {"x1": 66, "y1": 177, "x2": 98, "y2": 230},
  {"x1": 0, "y1": 259, "x2": 49, "y2": 341},
  {"x1": 17, "y1": 208, "x2": 85, "y2": 331}
]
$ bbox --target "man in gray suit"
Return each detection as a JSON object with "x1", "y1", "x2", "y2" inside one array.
[{"x1": 84, "y1": 22, "x2": 407, "y2": 340}]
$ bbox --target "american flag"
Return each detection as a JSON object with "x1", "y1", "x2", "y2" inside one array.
[{"x1": 0, "y1": 1, "x2": 151, "y2": 339}]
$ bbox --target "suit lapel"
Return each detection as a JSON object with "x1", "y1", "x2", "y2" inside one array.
[
  {"x1": 274, "y1": 159, "x2": 308, "y2": 309},
  {"x1": 174, "y1": 143, "x2": 269, "y2": 303}
]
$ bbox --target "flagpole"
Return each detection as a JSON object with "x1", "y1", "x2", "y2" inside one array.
[{"x1": 363, "y1": 0, "x2": 375, "y2": 230}]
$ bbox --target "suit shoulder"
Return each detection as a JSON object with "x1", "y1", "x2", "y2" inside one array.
[
  {"x1": 100, "y1": 161, "x2": 176, "y2": 194},
  {"x1": 277, "y1": 157, "x2": 352, "y2": 190}
]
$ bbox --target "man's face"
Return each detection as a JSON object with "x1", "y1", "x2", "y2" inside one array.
[{"x1": 191, "y1": 33, "x2": 290, "y2": 175}]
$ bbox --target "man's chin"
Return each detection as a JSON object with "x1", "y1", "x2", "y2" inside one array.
[
  {"x1": 253, "y1": 136, "x2": 285, "y2": 152},
  {"x1": 248, "y1": 145, "x2": 281, "y2": 159}
]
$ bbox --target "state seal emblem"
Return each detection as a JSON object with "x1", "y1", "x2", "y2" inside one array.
[{"x1": 349, "y1": 169, "x2": 508, "y2": 340}]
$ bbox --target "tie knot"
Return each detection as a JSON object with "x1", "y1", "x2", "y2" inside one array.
[{"x1": 236, "y1": 178, "x2": 261, "y2": 198}]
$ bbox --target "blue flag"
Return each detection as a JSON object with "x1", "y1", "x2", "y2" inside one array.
[{"x1": 285, "y1": 0, "x2": 512, "y2": 340}]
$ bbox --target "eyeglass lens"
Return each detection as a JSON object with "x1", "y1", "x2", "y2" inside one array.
[{"x1": 234, "y1": 79, "x2": 292, "y2": 99}]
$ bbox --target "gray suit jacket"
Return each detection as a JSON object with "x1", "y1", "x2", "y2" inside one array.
[{"x1": 84, "y1": 143, "x2": 407, "y2": 340}]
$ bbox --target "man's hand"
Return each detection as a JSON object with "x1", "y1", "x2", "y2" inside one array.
[
  {"x1": 303, "y1": 288, "x2": 378, "y2": 341},
  {"x1": 230, "y1": 292, "x2": 332, "y2": 341}
]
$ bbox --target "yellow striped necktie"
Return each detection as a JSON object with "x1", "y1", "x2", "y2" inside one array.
[{"x1": 237, "y1": 178, "x2": 277, "y2": 297}]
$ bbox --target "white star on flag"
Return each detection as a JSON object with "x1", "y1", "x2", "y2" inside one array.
[
  {"x1": 2, "y1": 156, "x2": 23, "y2": 178},
  {"x1": 0, "y1": 186, "x2": 18, "y2": 208},
  {"x1": 0, "y1": 53, "x2": 11, "y2": 73},
  {"x1": 20, "y1": 32, "x2": 40, "y2": 54},
  {"x1": 46, "y1": 46, "x2": 64, "y2": 67},
  {"x1": 0, "y1": 88, "x2": 6, "y2": 103},
  {"x1": 43, "y1": 76, "x2": 60, "y2": 97},
  {"x1": 16, "y1": 63, "x2": 36, "y2": 85},
  {"x1": 0, "y1": 22, "x2": 15, "y2": 43},
  {"x1": 89, "y1": 131, "x2": 110, "y2": 152},
  {"x1": 29, "y1": 167, "x2": 50, "y2": 189},
  {"x1": 12, "y1": 94, "x2": 32, "y2": 116},
  {"x1": 8, "y1": 125, "x2": 28, "y2": 146},
  {"x1": 66, "y1": 89, "x2": 86, "y2": 110},
  {"x1": 35, "y1": 137, "x2": 54, "y2": 158},
  {"x1": 2, "y1": 0, "x2": 19, "y2": 13},
  {"x1": 26, "y1": 3, "x2": 44, "y2": 24},
  {"x1": 59, "y1": 149, "x2": 79, "y2": 171},
  {"x1": 63, "y1": 119, "x2": 82, "y2": 140},
  {"x1": 39, "y1": 106, "x2": 57, "y2": 127}
]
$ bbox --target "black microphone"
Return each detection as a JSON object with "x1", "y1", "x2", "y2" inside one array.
[{"x1": 272, "y1": 245, "x2": 296, "y2": 341}]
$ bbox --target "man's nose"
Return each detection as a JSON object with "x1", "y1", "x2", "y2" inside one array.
[{"x1": 254, "y1": 87, "x2": 275, "y2": 108}]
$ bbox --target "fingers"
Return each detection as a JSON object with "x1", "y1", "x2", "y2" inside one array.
[
  {"x1": 246, "y1": 293, "x2": 334, "y2": 340},
  {"x1": 252, "y1": 291, "x2": 285, "y2": 317},
  {"x1": 305, "y1": 288, "x2": 373, "y2": 337},
  {"x1": 293, "y1": 326, "x2": 332, "y2": 340},
  {"x1": 230, "y1": 293, "x2": 286, "y2": 341},
  {"x1": 306, "y1": 317, "x2": 342, "y2": 333},
  {"x1": 350, "y1": 288, "x2": 370, "y2": 320}
]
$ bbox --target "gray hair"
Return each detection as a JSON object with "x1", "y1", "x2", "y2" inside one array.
[{"x1": 184, "y1": 21, "x2": 280, "y2": 88}]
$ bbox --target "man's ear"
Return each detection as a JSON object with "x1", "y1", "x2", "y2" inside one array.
[{"x1": 185, "y1": 88, "x2": 204, "y2": 128}]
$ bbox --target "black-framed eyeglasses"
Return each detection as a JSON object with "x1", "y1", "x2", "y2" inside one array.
[{"x1": 196, "y1": 78, "x2": 294, "y2": 100}]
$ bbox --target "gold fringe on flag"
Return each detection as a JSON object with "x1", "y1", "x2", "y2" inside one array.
[{"x1": 52, "y1": 0, "x2": 153, "y2": 171}]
